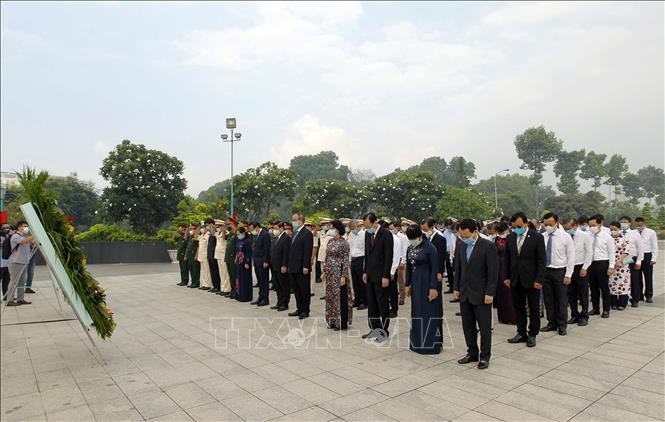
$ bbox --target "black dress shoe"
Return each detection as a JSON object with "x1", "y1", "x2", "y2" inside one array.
[
  {"x1": 177, "y1": 282, "x2": 188, "y2": 286},
  {"x1": 449, "y1": 298, "x2": 460, "y2": 303},
  {"x1": 578, "y1": 318, "x2": 588, "y2": 326},
  {"x1": 601, "y1": 311, "x2": 610, "y2": 318},
  {"x1": 508, "y1": 334, "x2": 527, "y2": 343},
  {"x1": 209, "y1": 288, "x2": 220, "y2": 293},
  {"x1": 455, "y1": 312, "x2": 462, "y2": 316},
  {"x1": 25, "y1": 288, "x2": 36, "y2": 294},
  {"x1": 443, "y1": 289, "x2": 453, "y2": 294},
  {"x1": 220, "y1": 291, "x2": 230, "y2": 296},
  {"x1": 298, "y1": 313, "x2": 309, "y2": 320},
  {"x1": 477, "y1": 360, "x2": 489, "y2": 370},
  {"x1": 457, "y1": 355, "x2": 479, "y2": 364},
  {"x1": 357, "y1": 305, "x2": 367, "y2": 310},
  {"x1": 646, "y1": 298, "x2": 653, "y2": 303},
  {"x1": 589, "y1": 309, "x2": 600, "y2": 316},
  {"x1": 253, "y1": 284, "x2": 258, "y2": 288},
  {"x1": 188, "y1": 284, "x2": 200, "y2": 288},
  {"x1": 288, "y1": 311, "x2": 300, "y2": 317},
  {"x1": 567, "y1": 317, "x2": 579, "y2": 324},
  {"x1": 527, "y1": 336, "x2": 536, "y2": 347},
  {"x1": 199, "y1": 286, "x2": 211, "y2": 290},
  {"x1": 320, "y1": 296, "x2": 325, "y2": 300},
  {"x1": 270, "y1": 305, "x2": 280, "y2": 309},
  {"x1": 389, "y1": 312, "x2": 398, "y2": 318},
  {"x1": 251, "y1": 300, "x2": 260, "y2": 305},
  {"x1": 631, "y1": 302, "x2": 639, "y2": 308},
  {"x1": 257, "y1": 302, "x2": 269, "y2": 307},
  {"x1": 617, "y1": 306, "x2": 625, "y2": 311},
  {"x1": 362, "y1": 331, "x2": 375, "y2": 339},
  {"x1": 540, "y1": 324, "x2": 557, "y2": 332},
  {"x1": 558, "y1": 328, "x2": 567, "y2": 336},
  {"x1": 277, "y1": 306, "x2": 288, "y2": 311},
  {"x1": 310, "y1": 293, "x2": 315, "y2": 297}
]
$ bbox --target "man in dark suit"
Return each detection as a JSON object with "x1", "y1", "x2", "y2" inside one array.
[
  {"x1": 421, "y1": 217, "x2": 448, "y2": 298},
  {"x1": 270, "y1": 221, "x2": 291, "y2": 311},
  {"x1": 362, "y1": 212, "x2": 394, "y2": 342},
  {"x1": 504, "y1": 212, "x2": 546, "y2": 348},
  {"x1": 205, "y1": 218, "x2": 222, "y2": 294},
  {"x1": 250, "y1": 222, "x2": 271, "y2": 306},
  {"x1": 288, "y1": 213, "x2": 314, "y2": 319},
  {"x1": 454, "y1": 219, "x2": 497, "y2": 369}
]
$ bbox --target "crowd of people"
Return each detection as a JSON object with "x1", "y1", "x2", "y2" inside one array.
[{"x1": 172, "y1": 210, "x2": 659, "y2": 369}]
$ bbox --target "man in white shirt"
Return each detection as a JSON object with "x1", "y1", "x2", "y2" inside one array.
[
  {"x1": 347, "y1": 220, "x2": 366, "y2": 310},
  {"x1": 562, "y1": 218, "x2": 593, "y2": 326},
  {"x1": 395, "y1": 222, "x2": 409, "y2": 306},
  {"x1": 618, "y1": 216, "x2": 645, "y2": 307},
  {"x1": 634, "y1": 217, "x2": 659, "y2": 303},
  {"x1": 381, "y1": 220, "x2": 402, "y2": 317},
  {"x1": 442, "y1": 218, "x2": 457, "y2": 294},
  {"x1": 540, "y1": 213, "x2": 575, "y2": 335},
  {"x1": 588, "y1": 214, "x2": 616, "y2": 318}
]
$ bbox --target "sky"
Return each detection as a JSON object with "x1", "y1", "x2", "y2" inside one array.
[{"x1": 1, "y1": 1, "x2": 663, "y2": 196}]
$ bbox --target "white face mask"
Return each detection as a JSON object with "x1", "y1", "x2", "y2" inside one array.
[
  {"x1": 189, "y1": 230, "x2": 194, "y2": 235},
  {"x1": 326, "y1": 229, "x2": 337, "y2": 237},
  {"x1": 589, "y1": 226, "x2": 601, "y2": 234},
  {"x1": 273, "y1": 229, "x2": 281, "y2": 237},
  {"x1": 22, "y1": 227, "x2": 30, "y2": 234},
  {"x1": 545, "y1": 225, "x2": 556, "y2": 234}
]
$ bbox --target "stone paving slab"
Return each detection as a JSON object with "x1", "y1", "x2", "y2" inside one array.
[{"x1": 1, "y1": 249, "x2": 663, "y2": 422}]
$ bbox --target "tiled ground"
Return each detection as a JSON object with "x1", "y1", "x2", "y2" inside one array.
[{"x1": 1, "y1": 251, "x2": 664, "y2": 422}]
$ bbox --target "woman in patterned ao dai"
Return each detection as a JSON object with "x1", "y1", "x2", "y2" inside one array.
[
  {"x1": 608, "y1": 221, "x2": 631, "y2": 310},
  {"x1": 324, "y1": 220, "x2": 353, "y2": 330}
]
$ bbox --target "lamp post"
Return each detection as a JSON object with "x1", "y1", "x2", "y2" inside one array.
[
  {"x1": 494, "y1": 169, "x2": 510, "y2": 213},
  {"x1": 221, "y1": 118, "x2": 241, "y2": 216}
]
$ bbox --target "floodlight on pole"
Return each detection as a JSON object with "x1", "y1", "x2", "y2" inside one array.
[{"x1": 221, "y1": 119, "x2": 240, "y2": 216}]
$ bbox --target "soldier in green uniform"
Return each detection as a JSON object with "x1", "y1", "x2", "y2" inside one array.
[
  {"x1": 224, "y1": 218, "x2": 238, "y2": 299},
  {"x1": 175, "y1": 224, "x2": 189, "y2": 286},
  {"x1": 186, "y1": 223, "x2": 201, "y2": 288}
]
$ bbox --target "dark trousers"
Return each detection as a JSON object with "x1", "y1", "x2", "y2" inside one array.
[
  {"x1": 26, "y1": 255, "x2": 36, "y2": 288},
  {"x1": 340, "y1": 284, "x2": 350, "y2": 329},
  {"x1": 445, "y1": 257, "x2": 454, "y2": 291},
  {"x1": 589, "y1": 260, "x2": 610, "y2": 312},
  {"x1": 388, "y1": 271, "x2": 399, "y2": 314},
  {"x1": 226, "y1": 262, "x2": 236, "y2": 294},
  {"x1": 511, "y1": 283, "x2": 541, "y2": 337},
  {"x1": 1, "y1": 267, "x2": 10, "y2": 297},
  {"x1": 178, "y1": 259, "x2": 189, "y2": 283},
  {"x1": 316, "y1": 261, "x2": 322, "y2": 283},
  {"x1": 188, "y1": 259, "x2": 200, "y2": 287},
  {"x1": 460, "y1": 301, "x2": 492, "y2": 361},
  {"x1": 640, "y1": 253, "x2": 654, "y2": 300},
  {"x1": 610, "y1": 295, "x2": 629, "y2": 308},
  {"x1": 255, "y1": 262, "x2": 270, "y2": 303},
  {"x1": 351, "y1": 257, "x2": 366, "y2": 306},
  {"x1": 629, "y1": 257, "x2": 642, "y2": 304},
  {"x1": 367, "y1": 278, "x2": 390, "y2": 334},
  {"x1": 209, "y1": 258, "x2": 221, "y2": 290},
  {"x1": 568, "y1": 264, "x2": 589, "y2": 319},
  {"x1": 275, "y1": 269, "x2": 291, "y2": 308},
  {"x1": 291, "y1": 272, "x2": 311, "y2": 314},
  {"x1": 543, "y1": 268, "x2": 568, "y2": 329}
]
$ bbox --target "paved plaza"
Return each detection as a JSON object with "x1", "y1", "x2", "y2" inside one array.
[{"x1": 1, "y1": 253, "x2": 664, "y2": 422}]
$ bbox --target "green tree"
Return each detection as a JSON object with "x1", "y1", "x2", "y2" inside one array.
[
  {"x1": 543, "y1": 191, "x2": 607, "y2": 220},
  {"x1": 408, "y1": 156, "x2": 448, "y2": 184},
  {"x1": 639, "y1": 203, "x2": 658, "y2": 228},
  {"x1": 443, "y1": 156, "x2": 476, "y2": 188},
  {"x1": 348, "y1": 168, "x2": 376, "y2": 184},
  {"x1": 369, "y1": 170, "x2": 445, "y2": 220},
  {"x1": 514, "y1": 125, "x2": 563, "y2": 214},
  {"x1": 197, "y1": 179, "x2": 231, "y2": 202},
  {"x1": 303, "y1": 179, "x2": 370, "y2": 218},
  {"x1": 604, "y1": 154, "x2": 628, "y2": 198},
  {"x1": 621, "y1": 172, "x2": 643, "y2": 202},
  {"x1": 657, "y1": 207, "x2": 665, "y2": 230},
  {"x1": 553, "y1": 149, "x2": 585, "y2": 194},
  {"x1": 435, "y1": 187, "x2": 494, "y2": 221},
  {"x1": 474, "y1": 173, "x2": 556, "y2": 217},
  {"x1": 288, "y1": 151, "x2": 350, "y2": 183},
  {"x1": 100, "y1": 140, "x2": 187, "y2": 234},
  {"x1": 580, "y1": 151, "x2": 607, "y2": 191},
  {"x1": 234, "y1": 162, "x2": 297, "y2": 222},
  {"x1": 46, "y1": 174, "x2": 101, "y2": 230},
  {"x1": 637, "y1": 165, "x2": 665, "y2": 206}
]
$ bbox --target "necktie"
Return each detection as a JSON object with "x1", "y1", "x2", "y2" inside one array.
[
  {"x1": 546, "y1": 234, "x2": 553, "y2": 266},
  {"x1": 517, "y1": 235, "x2": 525, "y2": 254},
  {"x1": 370, "y1": 233, "x2": 375, "y2": 249},
  {"x1": 571, "y1": 233, "x2": 574, "y2": 240},
  {"x1": 592, "y1": 234, "x2": 598, "y2": 260}
]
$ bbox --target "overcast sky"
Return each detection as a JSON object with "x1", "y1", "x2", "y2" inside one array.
[{"x1": 1, "y1": 1, "x2": 663, "y2": 196}]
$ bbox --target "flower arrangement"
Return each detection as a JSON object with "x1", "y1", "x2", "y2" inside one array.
[{"x1": 18, "y1": 168, "x2": 116, "y2": 338}]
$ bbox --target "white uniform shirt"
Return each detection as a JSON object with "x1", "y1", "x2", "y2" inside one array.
[
  {"x1": 396, "y1": 232, "x2": 408, "y2": 264},
  {"x1": 591, "y1": 230, "x2": 616, "y2": 267},
  {"x1": 638, "y1": 228, "x2": 659, "y2": 262},
  {"x1": 390, "y1": 233, "x2": 401, "y2": 276},
  {"x1": 214, "y1": 233, "x2": 227, "y2": 260},
  {"x1": 197, "y1": 231, "x2": 209, "y2": 261},
  {"x1": 621, "y1": 229, "x2": 644, "y2": 265},
  {"x1": 571, "y1": 229, "x2": 593, "y2": 269},
  {"x1": 318, "y1": 234, "x2": 329, "y2": 262},
  {"x1": 348, "y1": 229, "x2": 365, "y2": 258},
  {"x1": 543, "y1": 229, "x2": 575, "y2": 277}
]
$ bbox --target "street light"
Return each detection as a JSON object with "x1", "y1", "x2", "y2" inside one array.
[
  {"x1": 221, "y1": 118, "x2": 241, "y2": 216},
  {"x1": 494, "y1": 169, "x2": 510, "y2": 213}
]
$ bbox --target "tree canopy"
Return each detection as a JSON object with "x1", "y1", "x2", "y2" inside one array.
[{"x1": 289, "y1": 151, "x2": 350, "y2": 183}]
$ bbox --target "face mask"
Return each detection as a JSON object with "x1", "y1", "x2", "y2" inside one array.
[
  {"x1": 545, "y1": 225, "x2": 556, "y2": 234},
  {"x1": 273, "y1": 229, "x2": 281, "y2": 236},
  {"x1": 237, "y1": 234, "x2": 245, "y2": 240},
  {"x1": 401, "y1": 226, "x2": 407, "y2": 233},
  {"x1": 366, "y1": 227, "x2": 376, "y2": 235},
  {"x1": 620, "y1": 223, "x2": 630, "y2": 230},
  {"x1": 452, "y1": 232, "x2": 459, "y2": 237},
  {"x1": 589, "y1": 226, "x2": 600, "y2": 234},
  {"x1": 565, "y1": 229, "x2": 576, "y2": 236},
  {"x1": 352, "y1": 229, "x2": 358, "y2": 235},
  {"x1": 462, "y1": 237, "x2": 475, "y2": 246},
  {"x1": 409, "y1": 239, "x2": 421, "y2": 247},
  {"x1": 580, "y1": 225, "x2": 588, "y2": 232},
  {"x1": 326, "y1": 229, "x2": 337, "y2": 237},
  {"x1": 292, "y1": 221, "x2": 300, "y2": 230},
  {"x1": 253, "y1": 229, "x2": 258, "y2": 235},
  {"x1": 390, "y1": 229, "x2": 397, "y2": 235},
  {"x1": 188, "y1": 230, "x2": 194, "y2": 235},
  {"x1": 611, "y1": 230, "x2": 621, "y2": 237},
  {"x1": 513, "y1": 227, "x2": 526, "y2": 236},
  {"x1": 22, "y1": 227, "x2": 30, "y2": 234}
]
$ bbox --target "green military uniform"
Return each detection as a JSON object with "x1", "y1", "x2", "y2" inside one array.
[
  {"x1": 224, "y1": 232, "x2": 237, "y2": 296},
  {"x1": 176, "y1": 235, "x2": 189, "y2": 284},
  {"x1": 185, "y1": 235, "x2": 200, "y2": 287}
]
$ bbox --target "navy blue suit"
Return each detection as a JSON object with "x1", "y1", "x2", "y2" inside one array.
[{"x1": 253, "y1": 229, "x2": 272, "y2": 303}]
